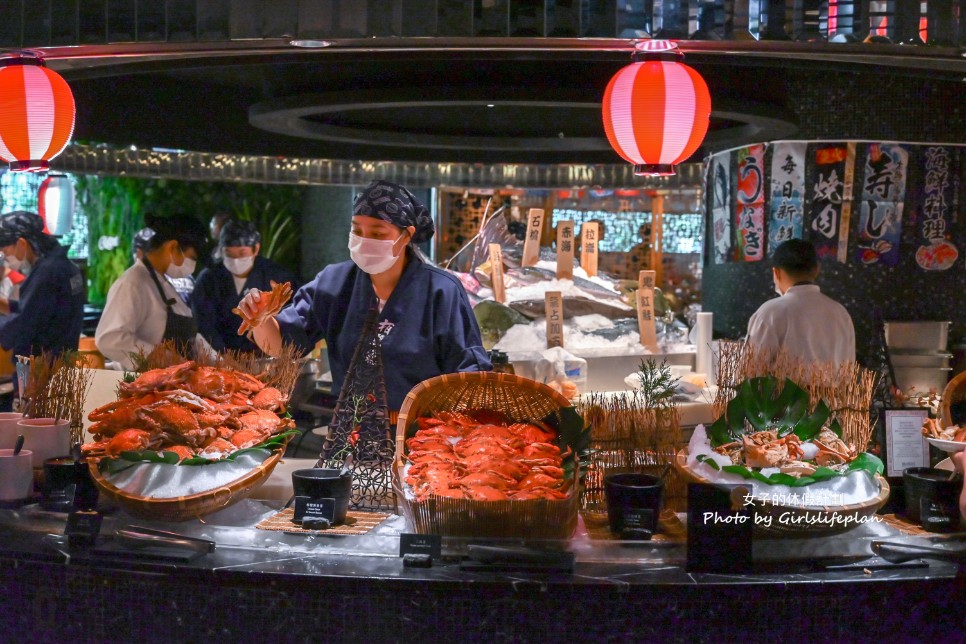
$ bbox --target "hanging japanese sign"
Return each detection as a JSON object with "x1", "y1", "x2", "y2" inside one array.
[
  {"x1": 733, "y1": 144, "x2": 766, "y2": 262},
  {"x1": 855, "y1": 143, "x2": 908, "y2": 266},
  {"x1": 809, "y1": 143, "x2": 856, "y2": 261},
  {"x1": 709, "y1": 153, "x2": 732, "y2": 264},
  {"x1": 914, "y1": 146, "x2": 959, "y2": 271},
  {"x1": 767, "y1": 142, "x2": 806, "y2": 254}
]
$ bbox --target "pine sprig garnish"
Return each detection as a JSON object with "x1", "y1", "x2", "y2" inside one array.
[{"x1": 636, "y1": 358, "x2": 679, "y2": 410}]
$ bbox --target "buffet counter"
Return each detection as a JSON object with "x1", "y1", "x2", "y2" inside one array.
[{"x1": 1, "y1": 490, "x2": 961, "y2": 641}]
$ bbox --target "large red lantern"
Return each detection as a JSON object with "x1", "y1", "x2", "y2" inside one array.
[
  {"x1": 0, "y1": 54, "x2": 76, "y2": 173},
  {"x1": 602, "y1": 41, "x2": 711, "y2": 177}
]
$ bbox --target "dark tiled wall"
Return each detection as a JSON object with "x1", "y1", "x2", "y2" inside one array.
[{"x1": 702, "y1": 70, "x2": 966, "y2": 367}]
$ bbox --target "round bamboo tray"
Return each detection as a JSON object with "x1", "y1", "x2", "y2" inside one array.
[
  {"x1": 940, "y1": 370, "x2": 966, "y2": 430},
  {"x1": 89, "y1": 449, "x2": 284, "y2": 522},
  {"x1": 673, "y1": 449, "x2": 890, "y2": 538},
  {"x1": 395, "y1": 371, "x2": 579, "y2": 540}
]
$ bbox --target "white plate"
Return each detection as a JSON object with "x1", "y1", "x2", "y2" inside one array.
[
  {"x1": 926, "y1": 437, "x2": 966, "y2": 453},
  {"x1": 935, "y1": 458, "x2": 953, "y2": 472}
]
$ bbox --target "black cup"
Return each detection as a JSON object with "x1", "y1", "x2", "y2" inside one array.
[
  {"x1": 42, "y1": 456, "x2": 99, "y2": 512},
  {"x1": 604, "y1": 472, "x2": 664, "y2": 538},
  {"x1": 292, "y1": 468, "x2": 352, "y2": 525},
  {"x1": 903, "y1": 467, "x2": 962, "y2": 533}
]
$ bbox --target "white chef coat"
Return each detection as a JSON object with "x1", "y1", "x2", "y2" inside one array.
[
  {"x1": 95, "y1": 261, "x2": 213, "y2": 370},
  {"x1": 746, "y1": 283, "x2": 855, "y2": 366}
]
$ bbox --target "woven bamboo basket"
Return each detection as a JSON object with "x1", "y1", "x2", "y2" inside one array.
[
  {"x1": 89, "y1": 449, "x2": 284, "y2": 522},
  {"x1": 940, "y1": 370, "x2": 966, "y2": 430},
  {"x1": 394, "y1": 371, "x2": 580, "y2": 540},
  {"x1": 673, "y1": 450, "x2": 890, "y2": 538}
]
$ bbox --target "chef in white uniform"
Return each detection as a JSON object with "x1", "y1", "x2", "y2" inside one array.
[
  {"x1": 96, "y1": 217, "x2": 213, "y2": 370},
  {"x1": 746, "y1": 239, "x2": 855, "y2": 366}
]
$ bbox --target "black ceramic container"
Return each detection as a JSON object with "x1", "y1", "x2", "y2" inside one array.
[
  {"x1": 292, "y1": 468, "x2": 352, "y2": 525},
  {"x1": 903, "y1": 467, "x2": 962, "y2": 532},
  {"x1": 603, "y1": 472, "x2": 664, "y2": 537}
]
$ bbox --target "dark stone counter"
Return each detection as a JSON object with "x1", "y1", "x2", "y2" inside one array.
[{"x1": 1, "y1": 502, "x2": 962, "y2": 643}]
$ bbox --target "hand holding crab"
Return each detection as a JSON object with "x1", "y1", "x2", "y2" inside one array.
[{"x1": 233, "y1": 281, "x2": 293, "y2": 337}]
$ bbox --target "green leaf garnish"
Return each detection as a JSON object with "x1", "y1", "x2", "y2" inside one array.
[{"x1": 98, "y1": 429, "x2": 299, "y2": 473}]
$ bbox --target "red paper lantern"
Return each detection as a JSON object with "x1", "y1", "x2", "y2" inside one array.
[
  {"x1": 0, "y1": 56, "x2": 76, "y2": 173},
  {"x1": 38, "y1": 174, "x2": 75, "y2": 235},
  {"x1": 602, "y1": 41, "x2": 711, "y2": 177}
]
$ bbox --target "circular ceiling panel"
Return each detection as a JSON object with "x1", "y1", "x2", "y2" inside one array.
[{"x1": 250, "y1": 88, "x2": 798, "y2": 157}]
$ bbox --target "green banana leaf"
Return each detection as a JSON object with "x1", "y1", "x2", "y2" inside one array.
[
  {"x1": 708, "y1": 376, "x2": 835, "y2": 447},
  {"x1": 98, "y1": 429, "x2": 299, "y2": 475},
  {"x1": 695, "y1": 451, "x2": 884, "y2": 487},
  {"x1": 546, "y1": 406, "x2": 591, "y2": 481}
]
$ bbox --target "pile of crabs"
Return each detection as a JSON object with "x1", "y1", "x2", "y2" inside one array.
[
  {"x1": 403, "y1": 409, "x2": 571, "y2": 502},
  {"x1": 82, "y1": 361, "x2": 294, "y2": 462},
  {"x1": 713, "y1": 426, "x2": 858, "y2": 475}
]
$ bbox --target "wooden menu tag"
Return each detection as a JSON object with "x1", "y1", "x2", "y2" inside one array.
[
  {"x1": 488, "y1": 243, "x2": 506, "y2": 303},
  {"x1": 545, "y1": 291, "x2": 563, "y2": 348},
  {"x1": 580, "y1": 221, "x2": 599, "y2": 277},
  {"x1": 556, "y1": 220, "x2": 574, "y2": 279},
  {"x1": 637, "y1": 270, "x2": 657, "y2": 351},
  {"x1": 521, "y1": 208, "x2": 545, "y2": 267}
]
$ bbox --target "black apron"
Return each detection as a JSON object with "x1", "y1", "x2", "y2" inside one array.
[{"x1": 144, "y1": 259, "x2": 198, "y2": 355}]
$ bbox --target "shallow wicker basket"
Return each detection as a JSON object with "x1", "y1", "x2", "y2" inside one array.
[
  {"x1": 940, "y1": 370, "x2": 966, "y2": 430},
  {"x1": 89, "y1": 449, "x2": 284, "y2": 522},
  {"x1": 394, "y1": 371, "x2": 579, "y2": 540},
  {"x1": 673, "y1": 449, "x2": 890, "y2": 538}
]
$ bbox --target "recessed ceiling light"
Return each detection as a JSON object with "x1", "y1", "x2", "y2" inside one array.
[
  {"x1": 289, "y1": 39, "x2": 333, "y2": 48},
  {"x1": 486, "y1": 104, "x2": 495, "y2": 107}
]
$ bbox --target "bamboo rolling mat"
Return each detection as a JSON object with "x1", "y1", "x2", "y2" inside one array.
[
  {"x1": 878, "y1": 513, "x2": 934, "y2": 537},
  {"x1": 256, "y1": 507, "x2": 391, "y2": 536},
  {"x1": 582, "y1": 509, "x2": 687, "y2": 543}
]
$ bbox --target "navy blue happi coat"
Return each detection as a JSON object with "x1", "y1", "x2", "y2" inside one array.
[{"x1": 276, "y1": 251, "x2": 491, "y2": 410}]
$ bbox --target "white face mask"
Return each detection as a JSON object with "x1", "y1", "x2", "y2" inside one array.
[
  {"x1": 348, "y1": 232, "x2": 405, "y2": 275},
  {"x1": 166, "y1": 256, "x2": 196, "y2": 279},
  {"x1": 224, "y1": 256, "x2": 255, "y2": 276},
  {"x1": 3, "y1": 252, "x2": 30, "y2": 277}
]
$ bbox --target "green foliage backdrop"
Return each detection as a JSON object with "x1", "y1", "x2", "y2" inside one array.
[{"x1": 76, "y1": 177, "x2": 305, "y2": 306}]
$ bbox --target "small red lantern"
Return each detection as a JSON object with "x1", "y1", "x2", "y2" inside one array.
[
  {"x1": 38, "y1": 174, "x2": 75, "y2": 235},
  {"x1": 602, "y1": 40, "x2": 711, "y2": 177},
  {"x1": 0, "y1": 54, "x2": 76, "y2": 173}
]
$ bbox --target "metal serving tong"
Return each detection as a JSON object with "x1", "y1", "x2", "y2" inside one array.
[
  {"x1": 114, "y1": 526, "x2": 216, "y2": 555},
  {"x1": 871, "y1": 540, "x2": 966, "y2": 565}
]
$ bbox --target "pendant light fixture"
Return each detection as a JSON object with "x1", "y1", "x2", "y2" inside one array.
[
  {"x1": 38, "y1": 174, "x2": 75, "y2": 235},
  {"x1": 602, "y1": 40, "x2": 711, "y2": 177},
  {"x1": 0, "y1": 52, "x2": 76, "y2": 173}
]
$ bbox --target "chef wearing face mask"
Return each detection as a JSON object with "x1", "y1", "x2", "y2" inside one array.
[
  {"x1": 0, "y1": 211, "x2": 85, "y2": 400},
  {"x1": 191, "y1": 220, "x2": 298, "y2": 354},
  {"x1": 236, "y1": 180, "x2": 491, "y2": 411},
  {"x1": 96, "y1": 216, "x2": 213, "y2": 370},
  {"x1": 746, "y1": 239, "x2": 855, "y2": 366}
]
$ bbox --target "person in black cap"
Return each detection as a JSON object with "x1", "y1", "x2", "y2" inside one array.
[
  {"x1": 0, "y1": 211, "x2": 85, "y2": 404},
  {"x1": 746, "y1": 238, "x2": 855, "y2": 365},
  {"x1": 96, "y1": 215, "x2": 211, "y2": 370},
  {"x1": 191, "y1": 220, "x2": 299, "y2": 354},
  {"x1": 236, "y1": 180, "x2": 491, "y2": 413}
]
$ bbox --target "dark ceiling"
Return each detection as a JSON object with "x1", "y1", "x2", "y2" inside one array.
[{"x1": 37, "y1": 38, "x2": 966, "y2": 168}]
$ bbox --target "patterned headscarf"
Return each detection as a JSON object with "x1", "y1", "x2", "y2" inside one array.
[
  {"x1": 352, "y1": 180, "x2": 434, "y2": 243},
  {"x1": 0, "y1": 211, "x2": 58, "y2": 253},
  {"x1": 219, "y1": 220, "x2": 261, "y2": 248}
]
